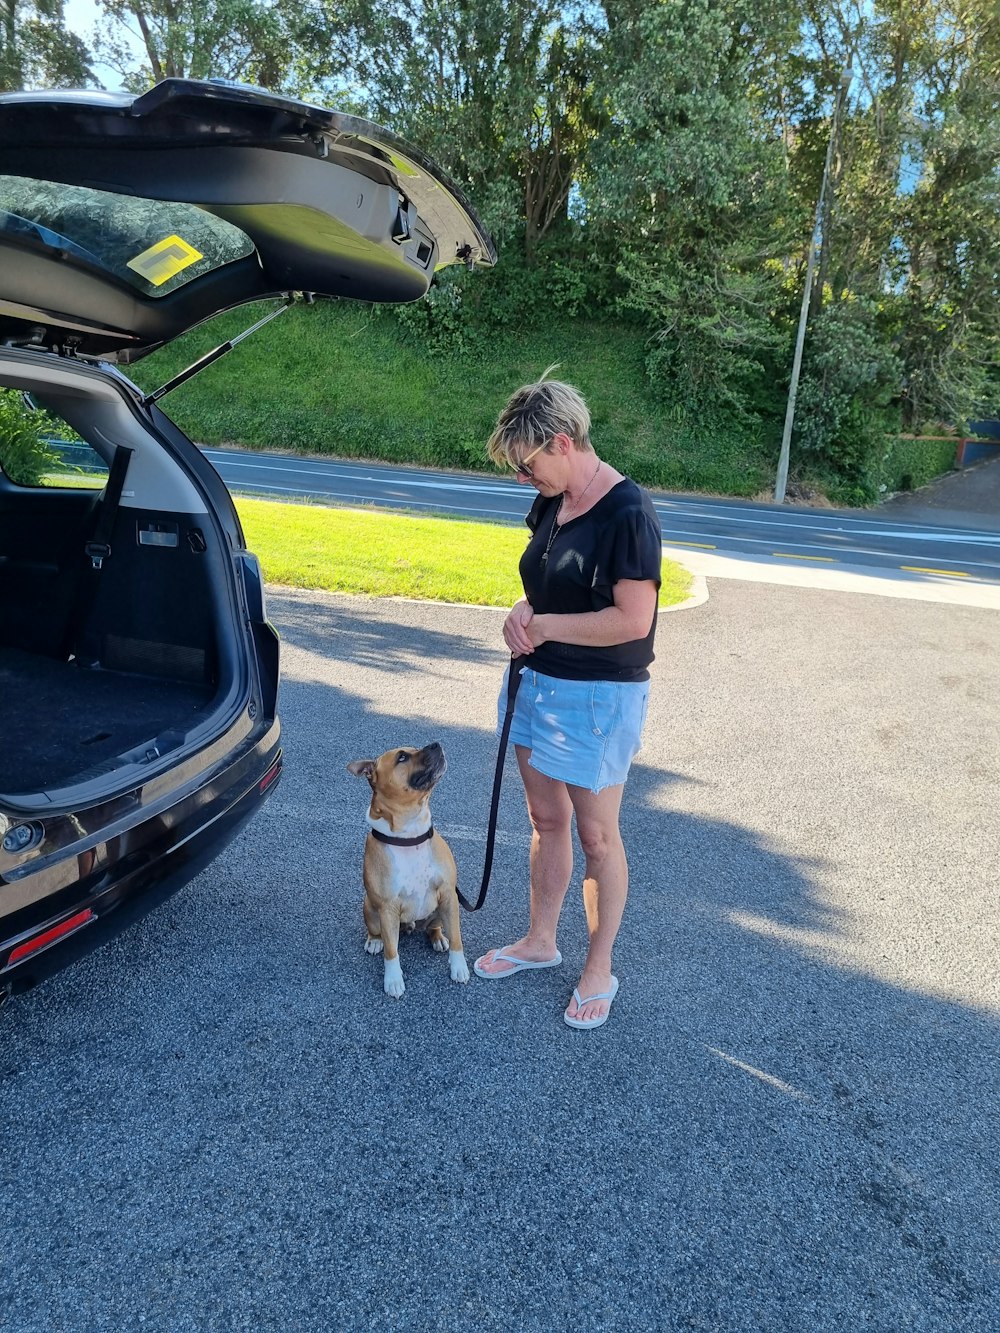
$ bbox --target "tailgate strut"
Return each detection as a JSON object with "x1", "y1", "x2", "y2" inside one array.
[{"x1": 142, "y1": 295, "x2": 304, "y2": 404}]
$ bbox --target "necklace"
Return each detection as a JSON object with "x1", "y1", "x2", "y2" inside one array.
[
  {"x1": 540, "y1": 459, "x2": 602, "y2": 567},
  {"x1": 561, "y1": 458, "x2": 602, "y2": 521}
]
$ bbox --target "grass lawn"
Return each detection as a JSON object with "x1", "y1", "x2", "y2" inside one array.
[{"x1": 235, "y1": 497, "x2": 693, "y2": 608}]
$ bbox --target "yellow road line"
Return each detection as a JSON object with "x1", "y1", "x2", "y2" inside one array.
[
  {"x1": 771, "y1": 552, "x2": 836, "y2": 562},
  {"x1": 663, "y1": 540, "x2": 717, "y2": 549},
  {"x1": 900, "y1": 565, "x2": 970, "y2": 578}
]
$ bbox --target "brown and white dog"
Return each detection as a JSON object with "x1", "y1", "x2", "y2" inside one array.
[{"x1": 346, "y1": 741, "x2": 469, "y2": 999}]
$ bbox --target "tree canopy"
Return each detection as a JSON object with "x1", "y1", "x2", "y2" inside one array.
[
  {"x1": 4, "y1": 0, "x2": 999, "y2": 497},
  {"x1": 1, "y1": 0, "x2": 92, "y2": 90}
]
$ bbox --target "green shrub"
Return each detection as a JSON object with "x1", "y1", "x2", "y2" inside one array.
[
  {"x1": 0, "y1": 390, "x2": 61, "y2": 486},
  {"x1": 805, "y1": 431, "x2": 957, "y2": 506},
  {"x1": 880, "y1": 437, "x2": 957, "y2": 493},
  {"x1": 393, "y1": 239, "x2": 613, "y2": 357}
]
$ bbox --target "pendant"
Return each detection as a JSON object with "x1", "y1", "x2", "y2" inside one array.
[{"x1": 540, "y1": 511, "x2": 559, "y2": 568}]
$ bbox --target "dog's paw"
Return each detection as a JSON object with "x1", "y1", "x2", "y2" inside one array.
[
  {"x1": 449, "y1": 950, "x2": 470, "y2": 984},
  {"x1": 365, "y1": 936, "x2": 384, "y2": 956},
  {"x1": 431, "y1": 933, "x2": 449, "y2": 953},
  {"x1": 383, "y1": 958, "x2": 405, "y2": 999}
]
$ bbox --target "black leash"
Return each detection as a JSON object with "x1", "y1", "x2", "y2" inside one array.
[{"x1": 457, "y1": 654, "x2": 525, "y2": 912}]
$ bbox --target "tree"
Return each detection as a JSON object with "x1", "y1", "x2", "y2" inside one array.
[
  {"x1": 796, "y1": 0, "x2": 1000, "y2": 429},
  {"x1": 583, "y1": 0, "x2": 797, "y2": 416},
  {"x1": 1, "y1": 0, "x2": 93, "y2": 91},
  {"x1": 94, "y1": 0, "x2": 303, "y2": 91},
  {"x1": 888, "y1": 2, "x2": 1000, "y2": 426}
]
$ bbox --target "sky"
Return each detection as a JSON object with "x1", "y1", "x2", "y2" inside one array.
[
  {"x1": 63, "y1": 0, "x2": 102, "y2": 49},
  {"x1": 63, "y1": 0, "x2": 144, "y2": 89}
]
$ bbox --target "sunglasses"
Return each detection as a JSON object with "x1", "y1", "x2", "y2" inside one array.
[{"x1": 509, "y1": 441, "x2": 548, "y2": 479}]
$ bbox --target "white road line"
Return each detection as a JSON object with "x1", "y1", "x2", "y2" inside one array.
[
  {"x1": 231, "y1": 484, "x2": 524, "y2": 521},
  {"x1": 210, "y1": 457, "x2": 521, "y2": 497},
  {"x1": 211, "y1": 453, "x2": 1000, "y2": 576},
  {"x1": 659, "y1": 523, "x2": 998, "y2": 575},
  {"x1": 820, "y1": 524, "x2": 1000, "y2": 544},
  {"x1": 654, "y1": 496, "x2": 1000, "y2": 542},
  {"x1": 703, "y1": 1046, "x2": 812, "y2": 1102},
  {"x1": 207, "y1": 451, "x2": 1000, "y2": 542}
]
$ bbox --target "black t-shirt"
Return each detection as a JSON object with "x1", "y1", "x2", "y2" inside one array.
[{"x1": 519, "y1": 477, "x2": 662, "y2": 682}]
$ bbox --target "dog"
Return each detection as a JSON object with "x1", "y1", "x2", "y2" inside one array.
[{"x1": 346, "y1": 741, "x2": 469, "y2": 999}]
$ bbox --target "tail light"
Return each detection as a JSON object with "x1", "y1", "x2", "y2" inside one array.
[{"x1": 4, "y1": 908, "x2": 96, "y2": 969}]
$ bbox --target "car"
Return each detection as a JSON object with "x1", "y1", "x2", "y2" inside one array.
[{"x1": 0, "y1": 78, "x2": 495, "y2": 1002}]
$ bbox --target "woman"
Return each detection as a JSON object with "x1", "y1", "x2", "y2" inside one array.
[{"x1": 473, "y1": 371, "x2": 662, "y2": 1030}]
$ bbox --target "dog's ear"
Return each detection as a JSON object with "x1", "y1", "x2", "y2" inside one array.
[{"x1": 346, "y1": 759, "x2": 376, "y2": 780}]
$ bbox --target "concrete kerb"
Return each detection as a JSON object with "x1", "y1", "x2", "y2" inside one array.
[{"x1": 666, "y1": 547, "x2": 1000, "y2": 610}]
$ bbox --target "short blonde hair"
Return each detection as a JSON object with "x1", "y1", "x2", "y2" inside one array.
[{"x1": 486, "y1": 365, "x2": 592, "y2": 467}]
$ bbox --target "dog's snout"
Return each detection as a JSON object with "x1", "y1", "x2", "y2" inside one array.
[{"x1": 410, "y1": 741, "x2": 446, "y2": 789}]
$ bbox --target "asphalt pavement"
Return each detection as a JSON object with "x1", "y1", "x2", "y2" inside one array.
[
  {"x1": 1, "y1": 576, "x2": 997, "y2": 1331},
  {"x1": 880, "y1": 452, "x2": 1000, "y2": 531}
]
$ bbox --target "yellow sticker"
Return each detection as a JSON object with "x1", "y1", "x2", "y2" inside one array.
[{"x1": 126, "y1": 235, "x2": 204, "y2": 287}]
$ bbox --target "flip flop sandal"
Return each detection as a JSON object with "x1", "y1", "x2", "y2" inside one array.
[
  {"x1": 564, "y1": 976, "x2": 620, "y2": 1030},
  {"x1": 473, "y1": 948, "x2": 562, "y2": 979}
]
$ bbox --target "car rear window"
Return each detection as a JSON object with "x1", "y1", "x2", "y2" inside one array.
[
  {"x1": 0, "y1": 175, "x2": 254, "y2": 298},
  {"x1": 0, "y1": 389, "x2": 107, "y2": 489}
]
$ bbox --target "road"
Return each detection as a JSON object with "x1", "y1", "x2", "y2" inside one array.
[
  {"x1": 2, "y1": 581, "x2": 997, "y2": 1330},
  {"x1": 204, "y1": 446, "x2": 1000, "y2": 586}
]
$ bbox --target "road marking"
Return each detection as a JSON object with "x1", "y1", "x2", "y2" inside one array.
[
  {"x1": 204, "y1": 449, "x2": 1000, "y2": 545},
  {"x1": 772, "y1": 552, "x2": 836, "y2": 562},
  {"x1": 655, "y1": 496, "x2": 1000, "y2": 544},
  {"x1": 210, "y1": 455, "x2": 517, "y2": 496},
  {"x1": 661, "y1": 522, "x2": 1000, "y2": 576},
  {"x1": 827, "y1": 525, "x2": 1000, "y2": 545},
  {"x1": 229, "y1": 484, "x2": 523, "y2": 521},
  {"x1": 703, "y1": 1046, "x2": 812, "y2": 1102},
  {"x1": 663, "y1": 539, "x2": 717, "y2": 549},
  {"x1": 900, "y1": 565, "x2": 970, "y2": 578}
]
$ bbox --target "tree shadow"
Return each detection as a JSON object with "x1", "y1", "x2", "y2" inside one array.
[{"x1": 274, "y1": 586, "x2": 505, "y2": 679}]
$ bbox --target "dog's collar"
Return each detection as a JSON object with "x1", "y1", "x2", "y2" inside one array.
[{"x1": 370, "y1": 826, "x2": 435, "y2": 848}]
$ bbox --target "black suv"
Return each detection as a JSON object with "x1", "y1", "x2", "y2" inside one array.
[{"x1": 0, "y1": 79, "x2": 494, "y2": 999}]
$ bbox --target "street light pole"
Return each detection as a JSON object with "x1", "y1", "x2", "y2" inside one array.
[{"x1": 774, "y1": 67, "x2": 852, "y2": 504}]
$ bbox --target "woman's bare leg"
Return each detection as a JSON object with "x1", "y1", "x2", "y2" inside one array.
[
  {"x1": 563, "y1": 781, "x2": 627, "y2": 1023},
  {"x1": 474, "y1": 745, "x2": 574, "y2": 974}
]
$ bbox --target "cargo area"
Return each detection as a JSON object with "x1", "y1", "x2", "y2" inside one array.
[{"x1": 0, "y1": 646, "x2": 215, "y2": 793}]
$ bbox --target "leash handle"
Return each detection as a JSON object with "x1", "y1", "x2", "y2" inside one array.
[{"x1": 457, "y1": 655, "x2": 525, "y2": 912}]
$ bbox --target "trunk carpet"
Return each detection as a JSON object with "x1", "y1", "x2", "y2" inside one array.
[{"x1": 0, "y1": 647, "x2": 215, "y2": 793}]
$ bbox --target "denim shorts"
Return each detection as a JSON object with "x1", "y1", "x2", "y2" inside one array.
[{"x1": 497, "y1": 665, "x2": 650, "y2": 793}]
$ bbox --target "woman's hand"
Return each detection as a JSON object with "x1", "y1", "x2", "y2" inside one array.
[{"x1": 503, "y1": 598, "x2": 536, "y2": 656}]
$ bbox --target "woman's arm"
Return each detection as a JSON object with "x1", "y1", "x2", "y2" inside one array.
[
  {"x1": 502, "y1": 597, "x2": 536, "y2": 655},
  {"x1": 528, "y1": 579, "x2": 658, "y2": 649}
]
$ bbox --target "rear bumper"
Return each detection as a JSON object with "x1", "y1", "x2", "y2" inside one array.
[{"x1": 0, "y1": 740, "x2": 281, "y2": 994}]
